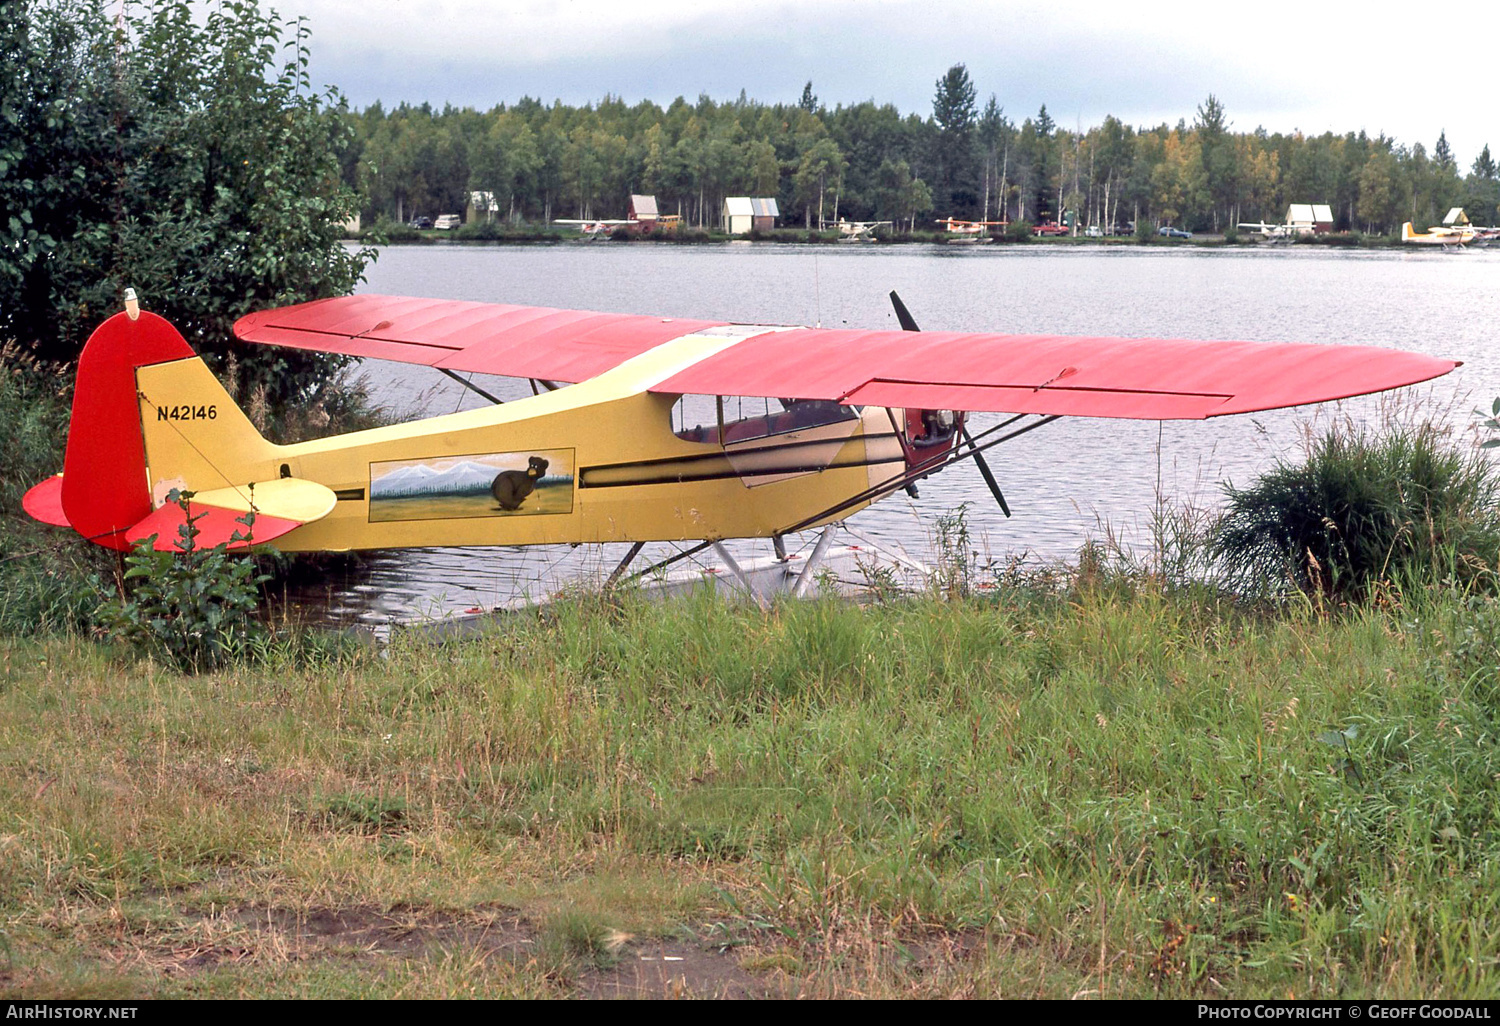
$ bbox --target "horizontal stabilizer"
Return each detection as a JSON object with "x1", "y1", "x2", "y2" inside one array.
[
  {"x1": 22, "y1": 475, "x2": 70, "y2": 528},
  {"x1": 189, "y1": 478, "x2": 338, "y2": 523},
  {"x1": 125, "y1": 502, "x2": 304, "y2": 552},
  {"x1": 124, "y1": 478, "x2": 336, "y2": 551}
]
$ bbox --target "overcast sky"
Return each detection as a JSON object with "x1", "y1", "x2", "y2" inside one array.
[{"x1": 287, "y1": 0, "x2": 1497, "y2": 165}]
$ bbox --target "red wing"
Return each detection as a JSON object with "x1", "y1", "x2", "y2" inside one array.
[
  {"x1": 235, "y1": 298, "x2": 1459, "y2": 419},
  {"x1": 650, "y1": 328, "x2": 1460, "y2": 420},
  {"x1": 234, "y1": 295, "x2": 726, "y2": 384}
]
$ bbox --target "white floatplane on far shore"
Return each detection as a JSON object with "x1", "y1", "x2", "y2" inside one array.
[
  {"x1": 830, "y1": 219, "x2": 892, "y2": 241},
  {"x1": 553, "y1": 218, "x2": 632, "y2": 237},
  {"x1": 1235, "y1": 221, "x2": 1298, "y2": 240}
]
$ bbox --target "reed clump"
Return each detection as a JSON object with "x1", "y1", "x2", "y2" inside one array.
[{"x1": 1213, "y1": 414, "x2": 1500, "y2": 602}]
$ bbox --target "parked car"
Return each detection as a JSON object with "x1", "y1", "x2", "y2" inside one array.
[
  {"x1": 1158, "y1": 225, "x2": 1192, "y2": 239},
  {"x1": 434, "y1": 214, "x2": 461, "y2": 230},
  {"x1": 408, "y1": 216, "x2": 433, "y2": 230},
  {"x1": 1033, "y1": 221, "x2": 1068, "y2": 237},
  {"x1": 1084, "y1": 225, "x2": 1103, "y2": 238}
]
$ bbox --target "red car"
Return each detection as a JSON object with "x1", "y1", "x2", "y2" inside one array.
[{"x1": 1033, "y1": 222, "x2": 1068, "y2": 237}]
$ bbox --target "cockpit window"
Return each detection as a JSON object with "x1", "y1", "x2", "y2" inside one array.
[
  {"x1": 670, "y1": 394, "x2": 722, "y2": 442},
  {"x1": 672, "y1": 395, "x2": 857, "y2": 444}
]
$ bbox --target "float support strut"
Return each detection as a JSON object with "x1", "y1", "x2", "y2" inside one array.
[
  {"x1": 792, "y1": 525, "x2": 839, "y2": 598},
  {"x1": 604, "y1": 542, "x2": 645, "y2": 589},
  {"x1": 712, "y1": 542, "x2": 768, "y2": 610}
]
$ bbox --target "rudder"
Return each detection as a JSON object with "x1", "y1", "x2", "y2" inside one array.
[
  {"x1": 61, "y1": 311, "x2": 194, "y2": 549},
  {"x1": 59, "y1": 310, "x2": 275, "y2": 550}
]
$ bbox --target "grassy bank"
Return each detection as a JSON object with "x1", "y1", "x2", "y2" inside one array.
[{"x1": 3, "y1": 575, "x2": 1499, "y2": 998}]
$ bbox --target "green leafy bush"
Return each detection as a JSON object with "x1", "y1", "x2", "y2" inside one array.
[
  {"x1": 451, "y1": 220, "x2": 563, "y2": 242},
  {"x1": 374, "y1": 219, "x2": 422, "y2": 243},
  {"x1": 1297, "y1": 231, "x2": 1363, "y2": 247},
  {"x1": 1212, "y1": 417, "x2": 1500, "y2": 601},
  {"x1": 1, "y1": 0, "x2": 372, "y2": 405},
  {"x1": 1477, "y1": 397, "x2": 1500, "y2": 448},
  {"x1": 103, "y1": 489, "x2": 267, "y2": 672},
  {"x1": 0, "y1": 344, "x2": 70, "y2": 512}
]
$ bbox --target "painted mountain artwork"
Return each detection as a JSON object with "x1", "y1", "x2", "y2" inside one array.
[{"x1": 368, "y1": 449, "x2": 575, "y2": 522}]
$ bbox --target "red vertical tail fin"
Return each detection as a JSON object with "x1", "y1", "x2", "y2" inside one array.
[{"x1": 59, "y1": 311, "x2": 195, "y2": 549}]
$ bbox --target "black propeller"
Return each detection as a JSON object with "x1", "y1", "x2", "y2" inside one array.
[
  {"x1": 963, "y1": 424, "x2": 1012, "y2": 517},
  {"x1": 889, "y1": 289, "x2": 920, "y2": 332},
  {"x1": 888, "y1": 290, "x2": 1012, "y2": 517}
]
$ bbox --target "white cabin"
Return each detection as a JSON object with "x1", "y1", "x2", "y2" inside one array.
[
  {"x1": 629, "y1": 195, "x2": 659, "y2": 223},
  {"x1": 723, "y1": 197, "x2": 779, "y2": 235},
  {"x1": 1286, "y1": 203, "x2": 1334, "y2": 234}
]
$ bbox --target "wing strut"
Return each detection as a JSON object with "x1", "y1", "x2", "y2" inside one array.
[
  {"x1": 437, "y1": 368, "x2": 504, "y2": 405},
  {"x1": 778, "y1": 413, "x2": 1058, "y2": 536}
]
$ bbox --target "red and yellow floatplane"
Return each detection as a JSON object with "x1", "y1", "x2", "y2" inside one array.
[{"x1": 23, "y1": 290, "x2": 1460, "y2": 590}]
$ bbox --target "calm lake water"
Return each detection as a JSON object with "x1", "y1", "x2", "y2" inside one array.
[{"x1": 291, "y1": 241, "x2": 1500, "y2": 625}]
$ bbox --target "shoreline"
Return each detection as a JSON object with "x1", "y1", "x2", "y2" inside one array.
[{"x1": 349, "y1": 227, "x2": 1413, "y2": 251}]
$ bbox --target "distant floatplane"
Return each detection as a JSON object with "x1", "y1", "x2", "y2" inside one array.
[
  {"x1": 1237, "y1": 203, "x2": 1334, "y2": 241},
  {"x1": 1401, "y1": 209, "x2": 1500, "y2": 248}
]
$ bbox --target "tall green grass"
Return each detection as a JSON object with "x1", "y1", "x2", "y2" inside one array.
[
  {"x1": 5, "y1": 575, "x2": 1500, "y2": 996},
  {"x1": 1214, "y1": 413, "x2": 1500, "y2": 602}
]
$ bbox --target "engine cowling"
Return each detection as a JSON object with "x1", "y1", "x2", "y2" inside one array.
[{"x1": 901, "y1": 407, "x2": 963, "y2": 471}]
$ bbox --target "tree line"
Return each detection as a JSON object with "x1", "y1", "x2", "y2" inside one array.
[{"x1": 347, "y1": 66, "x2": 1500, "y2": 235}]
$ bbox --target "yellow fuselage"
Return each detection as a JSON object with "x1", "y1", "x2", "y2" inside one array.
[{"x1": 134, "y1": 327, "x2": 908, "y2": 551}]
